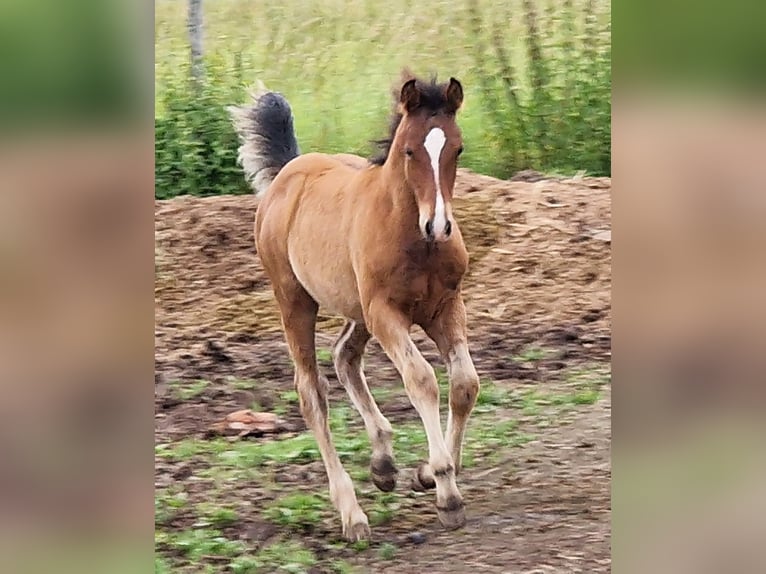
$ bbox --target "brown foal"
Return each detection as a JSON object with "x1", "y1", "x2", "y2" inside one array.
[{"x1": 229, "y1": 74, "x2": 480, "y2": 541}]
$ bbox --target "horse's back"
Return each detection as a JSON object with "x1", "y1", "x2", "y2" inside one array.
[{"x1": 276, "y1": 152, "x2": 366, "y2": 184}]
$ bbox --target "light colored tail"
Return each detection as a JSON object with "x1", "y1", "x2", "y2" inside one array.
[{"x1": 227, "y1": 81, "x2": 300, "y2": 197}]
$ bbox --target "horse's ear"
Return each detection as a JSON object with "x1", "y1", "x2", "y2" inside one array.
[
  {"x1": 445, "y1": 77, "x2": 464, "y2": 113},
  {"x1": 400, "y1": 67, "x2": 416, "y2": 84},
  {"x1": 400, "y1": 79, "x2": 420, "y2": 113}
]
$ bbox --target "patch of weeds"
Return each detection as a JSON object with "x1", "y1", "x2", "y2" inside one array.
[
  {"x1": 154, "y1": 556, "x2": 172, "y2": 574},
  {"x1": 435, "y1": 368, "x2": 450, "y2": 394},
  {"x1": 568, "y1": 364, "x2": 611, "y2": 387},
  {"x1": 367, "y1": 492, "x2": 398, "y2": 526},
  {"x1": 155, "y1": 438, "x2": 230, "y2": 462},
  {"x1": 513, "y1": 389, "x2": 545, "y2": 416},
  {"x1": 331, "y1": 408, "x2": 371, "y2": 465},
  {"x1": 316, "y1": 348, "x2": 334, "y2": 365},
  {"x1": 392, "y1": 423, "x2": 427, "y2": 467},
  {"x1": 513, "y1": 367, "x2": 608, "y2": 413},
  {"x1": 513, "y1": 346, "x2": 549, "y2": 364},
  {"x1": 274, "y1": 389, "x2": 300, "y2": 415},
  {"x1": 548, "y1": 388, "x2": 600, "y2": 407},
  {"x1": 229, "y1": 555, "x2": 261, "y2": 574},
  {"x1": 168, "y1": 379, "x2": 209, "y2": 400},
  {"x1": 215, "y1": 434, "x2": 321, "y2": 467},
  {"x1": 264, "y1": 492, "x2": 329, "y2": 531},
  {"x1": 378, "y1": 542, "x2": 397, "y2": 560},
  {"x1": 370, "y1": 386, "x2": 394, "y2": 403},
  {"x1": 254, "y1": 540, "x2": 318, "y2": 573},
  {"x1": 571, "y1": 387, "x2": 601, "y2": 404},
  {"x1": 337, "y1": 436, "x2": 370, "y2": 466},
  {"x1": 330, "y1": 559, "x2": 356, "y2": 574},
  {"x1": 351, "y1": 539, "x2": 370, "y2": 552},
  {"x1": 468, "y1": 418, "x2": 522, "y2": 451},
  {"x1": 346, "y1": 466, "x2": 372, "y2": 483},
  {"x1": 196, "y1": 502, "x2": 239, "y2": 528},
  {"x1": 154, "y1": 555, "x2": 171, "y2": 574},
  {"x1": 229, "y1": 378, "x2": 258, "y2": 390},
  {"x1": 161, "y1": 528, "x2": 245, "y2": 561},
  {"x1": 250, "y1": 400, "x2": 265, "y2": 412},
  {"x1": 463, "y1": 416, "x2": 532, "y2": 465},
  {"x1": 330, "y1": 405, "x2": 352, "y2": 433},
  {"x1": 475, "y1": 379, "x2": 512, "y2": 411},
  {"x1": 155, "y1": 488, "x2": 189, "y2": 524}
]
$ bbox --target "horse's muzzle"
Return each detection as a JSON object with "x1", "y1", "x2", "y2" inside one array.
[{"x1": 425, "y1": 218, "x2": 452, "y2": 242}]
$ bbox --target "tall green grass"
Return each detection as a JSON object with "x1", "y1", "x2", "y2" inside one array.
[{"x1": 155, "y1": 0, "x2": 610, "y2": 199}]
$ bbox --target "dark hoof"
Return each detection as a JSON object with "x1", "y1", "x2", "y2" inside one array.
[
  {"x1": 371, "y1": 455, "x2": 398, "y2": 492},
  {"x1": 410, "y1": 462, "x2": 436, "y2": 491},
  {"x1": 436, "y1": 496, "x2": 466, "y2": 530}
]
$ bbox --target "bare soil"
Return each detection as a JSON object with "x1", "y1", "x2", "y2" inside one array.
[{"x1": 155, "y1": 168, "x2": 611, "y2": 572}]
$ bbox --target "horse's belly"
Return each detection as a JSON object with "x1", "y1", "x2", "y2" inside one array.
[{"x1": 288, "y1": 250, "x2": 362, "y2": 321}]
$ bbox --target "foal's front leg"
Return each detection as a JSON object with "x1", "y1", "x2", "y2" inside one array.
[
  {"x1": 422, "y1": 295, "x2": 480, "y2": 482},
  {"x1": 366, "y1": 300, "x2": 466, "y2": 529}
]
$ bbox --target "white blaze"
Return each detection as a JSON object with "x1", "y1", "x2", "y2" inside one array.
[{"x1": 424, "y1": 127, "x2": 448, "y2": 238}]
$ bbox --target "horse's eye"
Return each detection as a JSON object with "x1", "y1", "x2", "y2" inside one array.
[{"x1": 405, "y1": 148, "x2": 413, "y2": 157}]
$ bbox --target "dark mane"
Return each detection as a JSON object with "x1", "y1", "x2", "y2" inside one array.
[{"x1": 369, "y1": 75, "x2": 453, "y2": 166}]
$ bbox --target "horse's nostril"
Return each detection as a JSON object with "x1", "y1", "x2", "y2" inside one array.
[
  {"x1": 425, "y1": 220, "x2": 434, "y2": 238},
  {"x1": 445, "y1": 220, "x2": 452, "y2": 236}
]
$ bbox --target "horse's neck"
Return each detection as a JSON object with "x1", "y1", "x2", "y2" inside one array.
[{"x1": 373, "y1": 165, "x2": 419, "y2": 233}]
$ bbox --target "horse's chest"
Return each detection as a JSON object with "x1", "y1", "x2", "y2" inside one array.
[{"x1": 395, "y1": 248, "x2": 465, "y2": 316}]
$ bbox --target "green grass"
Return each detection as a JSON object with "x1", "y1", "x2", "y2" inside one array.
[
  {"x1": 265, "y1": 492, "x2": 329, "y2": 530},
  {"x1": 370, "y1": 386, "x2": 393, "y2": 403},
  {"x1": 330, "y1": 559, "x2": 357, "y2": 574},
  {"x1": 378, "y1": 542, "x2": 398, "y2": 560},
  {"x1": 168, "y1": 379, "x2": 209, "y2": 400},
  {"x1": 155, "y1": 487, "x2": 189, "y2": 526},
  {"x1": 271, "y1": 389, "x2": 300, "y2": 415},
  {"x1": 155, "y1": 0, "x2": 610, "y2": 199},
  {"x1": 513, "y1": 346, "x2": 549, "y2": 363},
  {"x1": 367, "y1": 492, "x2": 398, "y2": 526},
  {"x1": 156, "y1": 528, "x2": 246, "y2": 562},
  {"x1": 316, "y1": 348, "x2": 334, "y2": 365},
  {"x1": 231, "y1": 541, "x2": 318, "y2": 573},
  {"x1": 196, "y1": 503, "x2": 239, "y2": 528}
]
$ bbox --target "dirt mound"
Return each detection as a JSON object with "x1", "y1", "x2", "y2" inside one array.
[{"x1": 155, "y1": 169, "x2": 611, "y2": 382}]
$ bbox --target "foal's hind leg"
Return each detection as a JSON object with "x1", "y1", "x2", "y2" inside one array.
[
  {"x1": 419, "y1": 296, "x2": 480, "y2": 487},
  {"x1": 274, "y1": 283, "x2": 370, "y2": 541},
  {"x1": 334, "y1": 320, "x2": 397, "y2": 491}
]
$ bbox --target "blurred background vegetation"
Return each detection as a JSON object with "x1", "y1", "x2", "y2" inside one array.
[{"x1": 155, "y1": 0, "x2": 611, "y2": 199}]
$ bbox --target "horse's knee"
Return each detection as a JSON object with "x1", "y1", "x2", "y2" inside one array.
[
  {"x1": 296, "y1": 374, "x2": 329, "y2": 421},
  {"x1": 450, "y1": 371, "x2": 479, "y2": 417},
  {"x1": 406, "y1": 362, "x2": 439, "y2": 404}
]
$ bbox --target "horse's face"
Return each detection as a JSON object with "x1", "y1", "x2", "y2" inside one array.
[{"x1": 396, "y1": 78, "x2": 464, "y2": 243}]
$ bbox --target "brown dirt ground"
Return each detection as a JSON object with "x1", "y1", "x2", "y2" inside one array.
[{"x1": 155, "y1": 168, "x2": 612, "y2": 572}]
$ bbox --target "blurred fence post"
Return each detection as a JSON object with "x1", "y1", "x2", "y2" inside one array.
[{"x1": 188, "y1": 0, "x2": 204, "y2": 87}]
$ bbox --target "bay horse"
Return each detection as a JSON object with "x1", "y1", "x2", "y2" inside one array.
[{"x1": 229, "y1": 74, "x2": 480, "y2": 541}]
